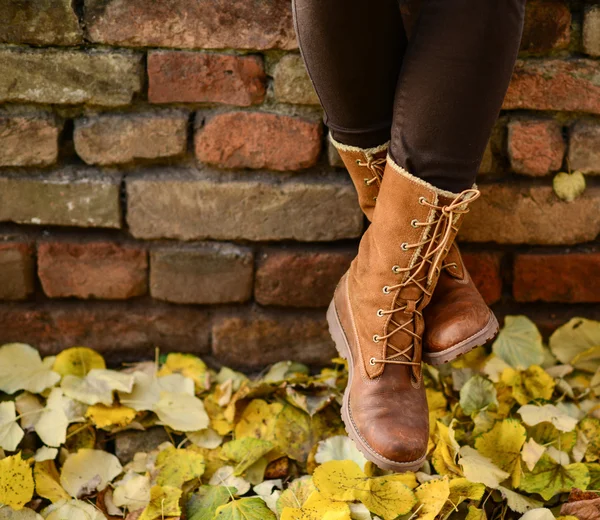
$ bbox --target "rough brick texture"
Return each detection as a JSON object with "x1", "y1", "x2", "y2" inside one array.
[
  {"x1": 568, "y1": 121, "x2": 600, "y2": 175},
  {"x1": 0, "y1": 48, "x2": 143, "y2": 106},
  {"x1": 0, "y1": 170, "x2": 121, "y2": 229},
  {"x1": 84, "y1": 0, "x2": 297, "y2": 50},
  {"x1": 74, "y1": 112, "x2": 188, "y2": 165},
  {"x1": 460, "y1": 185, "x2": 600, "y2": 245},
  {"x1": 126, "y1": 171, "x2": 363, "y2": 242},
  {"x1": 584, "y1": 5, "x2": 600, "y2": 57},
  {"x1": 195, "y1": 112, "x2": 322, "y2": 171},
  {"x1": 520, "y1": 0, "x2": 571, "y2": 53},
  {"x1": 0, "y1": 115, "x2": 61, "y2": 167},
  {"x1": 514, "y1": 252, "x2": 600, "y2": 303},
  {"x1": 273, "y1": 55, "x2": 320, "y2": 105},
  {"x1": 150, "y1": 243, "x2": 253, "y2": 304},
  {"x1": 148, "y1": 52, "x2": 266, "y2": 106},
  {"x1": 508, "y1": 119, "x2": 565, "y2": 176},
  {"x1": 461, "y1": 252, "x2": 503, "y2": 306},
  {"x1": 0, "y1": 0, "x2": 82, "y2": 45},
  {"x1": 0, "y1": 302, "x2": 211, "y2": 362},
  {"x1": 38, "y1": 241, "x2": 147, "y2": 300},
  {"x1": 503, "y1": 59, "x2": 600, "y2": 114},
  {"x1": 0, "y1": 242, "x2": 34, "y2": 301},
  {"x1": 212, "y1": 309, "x2": 336, "y2": 369},
  {"x1": 255, "y1": 248, "x2": 354, "y2": 308}
]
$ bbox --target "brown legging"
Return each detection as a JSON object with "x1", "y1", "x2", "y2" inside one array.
[{"x1": 292, "y1": 0, "x2": 526, "y2": 192}]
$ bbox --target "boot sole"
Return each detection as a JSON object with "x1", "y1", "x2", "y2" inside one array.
[
  {"x1": 326, "y1": 299, "x2": 427, "y2": 473},
  {"x1": 422, "y1": 311, "x2": 500, "y2": 366}
]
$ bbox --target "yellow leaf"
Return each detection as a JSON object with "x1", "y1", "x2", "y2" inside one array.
[
  {"x1": 502, "y1": 366, "x2": 555, "y2": 405},
  {"x1": 85, "y1": 403, "x2": 137, "y2": 428},
  {"x1": 158, "y1": 353, "x2": 210, "y2": 392},
  {"x1": 313, "y1": 460, "x2": 416, "y2": 520},
  {"x1": 52, "y1": 347, "x2": 105, "y2": 377},
  {"x1": 276, "y1": 476, "x2": 316, "y2": 516},
  {"x1": 60, "y1": 448, "x2": 122, "y2": 498},
  {"x1": 579, "y1": 417, "x2": 600, "y2": 462},
  {"x1": 431, "y1": 421, "x2": 462, "y2": 476},
  {"x1": 0, "y1": 343, "x2": 60, "y2": 394},
  {"x1": 553, "y1": 170, "x2": 586, "y2": 202},
  {"x1": 414, "y1": 477, "x2": 450, "y2": 520},
  {"x1": 205, "y1": 394, "x2": 234, "y2": 436},
  {"x1": 139, "y1": 485, "x2": 182, "y2": 520},
  {"x1": 0, "y1": 453, "x2": 34, "y2": 510},
  {"x1": 33, "y1": 461, "x2": 70, "y2": 503},
  {"x1": 155, "y1": 446, "x2": 205, "y2": 487},
  {"x1": 439, "y1": 478, "x2": 486, "y2": 517},
  {"x1": 571, "y1": 346, "x2": 600, "y2": 374},
  {"x1": 475, "y1": 419, "x2": 527, "y2": 487},
  {"x1": 550, "y1": 317, "x2": 600, "y2": 366},
  {"x1": 221, "y1": 437, "x2": 274, "y2": 476},
  {"x1": 280, "y1": 490, "x2": 351, "y2": 520},
  {"x1": 465, "y1": 506, "x2": 487, "y2": 520},
  {"x1": 458, "y1": 446, "x2": 510, "y2": 489}
]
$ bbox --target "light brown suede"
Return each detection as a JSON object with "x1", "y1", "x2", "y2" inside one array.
[
  {"x1": 334, "y1": 142, "x2": 498, "y2": 365},
  {"x1": 327, "y1": 157, "x2": 479, "y2": 470}
]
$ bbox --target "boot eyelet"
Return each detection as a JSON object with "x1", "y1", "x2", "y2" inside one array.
[
  {"x1": 401, "y1": 243, "x2": 409, "y2": 251},
  {"x1": 411, "y1": 219, "x2": 419, "y2": 228},
  {"x1": 363, "y1": 178, "x2": 369, "y2": 185},
  {"x1": 392, "y1": 265, "x2": 400, "y2": 274},
  {"x1": 372, "y1": 335, "x2": 380, "y2": 343},
  {"x1": 369, "y1": 357, "x2": 376, "y2": 366},
  {"x1": 382, "y1": 286, "x2": 390, "y2": 294},
  {"x1": 376, "y1": 309, "x2": 384, "y2": 317},
  {"x1": 356, "y1": 159, "x2": 361, "y2": 164},
  {"x1": 419, "y1": 197, "x2": 427, "y2": 205},
  {"x1": 373, "y1": 197, "x2": 377, "y2": 202}
]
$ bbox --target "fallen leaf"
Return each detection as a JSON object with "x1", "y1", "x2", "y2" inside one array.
[
  {"x1": 60, "y1": 448, "x2": 123, "y2": 498},
  {"x1": 492, "y1": 316, "x2": 545, "y2": 370},
  {"x1": 280, "y1": 490, "x2": 351, "y2": 520},
  {"x1": 553, "y1": 170, "x2": 586, "y2": 202},
  {"x1": 138, "y1": 486, "x2": 181, "y2": 520},
  {"x1": 86, "y1": 404, "x2": 137, "y2": 429},
  {"x1": 187, "y1": 428, "x2": 223, "y2": 449},
  {"x1": 497, "y1": 486, "x2": 543, "y2": 513},
  {"x1": 34, "y1": 461, "x2": 70, "y2": 503},
  {"x1": 155, "y1": 446, "x2": 205, "y2": 487},
  {"x1": 315, "y1": 435, "x2": 368, "y2": 471},
  {"x1": 522, "y1": 438, "x2": 546, "y2": 472},
  {"x1": 550, "y1": 318, "x2": 600, "y2": 366},
  {"x1": 0, "y1": 343, "x2": 60, "y2": 394},
  {"x1": 158, "y1": 353, "x2": 210, "y2": 392},
  {"x1": 0, "y1": 401, "x2": 24, "y2": 451},
  {"x1": 458, "y1": 446, "x2": 510, "y2": 489},
  {"x1": 459, "y1": 374, "x2": 498, "y2": 415},
  {"x1": 0, "y1": 453, "x2": 35, "y2": 510},
  {"x1": 52, "y1": 347, "x2": 106, "y2": 377},
  {"x1": 113, "y1": 473, "x2": 151, "y2": 511},
  {"x1": 518, "y1": 404, "x2": 578, "y2": 432},
  {"x1": 35, "y1": 388, "x2": 69, "y2": 448},
  {"x1": 41, "y1": 499, "x2": 106, "y2": 520},
  {"x1": 414, "y1": 477, "x2": 450, "y2": 520},
  {"x1": 154, "y1": 391, "x2": 209, "y2": 432},
  {"x1": 186, "y1": 485, "x2": 232, "y2": 520},
  {"x1": 209, "y1": 466, "x2": 251, "y2": 496}
]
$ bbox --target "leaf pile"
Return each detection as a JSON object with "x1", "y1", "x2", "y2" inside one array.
[{"x1": 0, "y1": 316, "x2": 599, "y2": 520}]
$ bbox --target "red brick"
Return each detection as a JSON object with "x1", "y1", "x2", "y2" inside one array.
[
  {"x1": 0, "y1": 115, "x2": 61, "y2": 167},
  {"x1": 255, "y1": 248, "x2": 354, "y2": 307},
  {"x1": 195, "y1": 112, "x2": 322, "y2": 171},
  {"x1": 460, "y1": 184, "x2": 600, "y2": 245},
  {"x1": 0, "y1": 242, "x2": 34, "y2": 301},
  {"x1": 520, "y1": 0, "x2": 571, "y2": 54},
  {"x1": 148, "y1": 52, "x2": 266, "y2": 106},
  {"x1": 212, "y1": 308, "x2": 335, "y2": 369},
  {"x1": 74, "y1": 112, "x2": 188, "y2": 166},
  {"x1": 150, "y1": 243, "x2": 253, "y2": 304},
  {"x1": 584, "y1": 5, "x2": 600, "y2": 57},
  {"x1": 84, "y1": 0, "x2": 296, "y2": 50},
  {"x1": 508, "y1": 119, "x2": 565, "y2": 176},
  {"x1": 503, "y1": 59, "x2": 600, "y2": 114},
  {"x1": 568, "y1": 121, "x2": 600, "y2": 175},
  {"x1": 38, "y1": 241, "x2": 147, "y2": 300},
  {"x1": 513, "y1": 252, "x2": 600, "y2": 303},
  {"x1": 0, "y1": 301, "x2": 210, "y2": 363},
  {"x1": 460, "y1": 252, "x2": 503, "y2": 306}
]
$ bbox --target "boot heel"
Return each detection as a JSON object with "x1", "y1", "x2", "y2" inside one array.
[{"x1": 327, "y1": 298, "x2": 349, "y2": 361}]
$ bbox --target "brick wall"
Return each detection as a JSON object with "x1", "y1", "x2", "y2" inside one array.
[{"x1": 0, "y1": 0, "x2": 599, "y2": 369}]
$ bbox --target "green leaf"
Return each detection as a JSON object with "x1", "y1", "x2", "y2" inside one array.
[
  {"x1": 214, "y1": 497, "x2": 276, "y2": 520},
  {"x1": 492, "y1": 316, "x2": 545, "y2": 370},
  {"x1": 459, "y1": 375, "x2": 498, "y2": 415},
  {"x1": 187, "y1": 485, "x2": 232, "y2": 520},
  {"x1": 221, "y1": 437, "x2": 274, "y2": 476},
  {"x1": 549, "y1": 318, "x2": 600, "y2": 366}
]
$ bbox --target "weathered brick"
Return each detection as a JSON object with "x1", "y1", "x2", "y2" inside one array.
[
  {"x1": 273, "y1": 54, "x2": 320, "y2": 105},
  {"x1": 148, "y1": 52, "x2": 266, "y2": 106},
  {"x1": 568, "y1": 121, "x2": 600, "y2": 175},
  {"x1": 255, "y1": 248, "x2": 354, "y2": 307},
  {"x1": 0, "y1": 301, "x2": 211, "y2": 362},
  {"x1": 212, "y1": 308, "x2": 336, "y2": 370},
  {"x1": 38, "y1": 241, "x2": 147, "y2": 300},
  {"x1": 195, "y1": 112, "x2": 322, "y2": 171},
  {"x1": 0, "y1": 0, "x2": 82, "y2": 45},
  {"x1": 520, "y1": 0, "x2": 571, "y2": 54},
  {"x1": 0, "y1": 169, "x2": 121, "y2": 229},
  {"x1": 126, "y1": 171, "x2": 363, "y2": 242},
  {"x1": 460, "y1": 184, "x2": 600, "y2": 245},
  {"x1": 150, "y1": 243, "x2": 253, "y2": 304},
  {"x1": 84, "y1": 0, "x2": 296, "y2": 50},
  {"x1": 74, "y1": 112, "x2": 188, "y2": 166},
  {"x1": 583, "y1": 5, "x2": 600, "y2": 57},
  {"x1": 460, "y1": 252, "x2": 502, "y2": 306},
  {"x1": 503, "y1": 59, "x2": 600, "y2": 115},
  {"x1": 507, "y1": 119, "x2": 565, "y2": 176},
  {"x1": 0, "y1": 48, "x2": 143, "y2": 106},
  {"x1": 0, "y1": 115, "x2": 61, "y2": 167},
  {"x1": 327, "y1": 139, "x2": 345, "y2": 168},
  {"x1": 0, "y1": 242, "x2": 34, "y2": 301},
  {"x1": 514, "y1": 252, "x2": 600, "y2": 303}
]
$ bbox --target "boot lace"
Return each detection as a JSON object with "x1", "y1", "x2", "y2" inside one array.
[
  {"x1": 369, "y1": 189, "x2": 480, "y2": 369},
  {"x1": 356, "y1": 157, "x2": 386, "y2": 189}
]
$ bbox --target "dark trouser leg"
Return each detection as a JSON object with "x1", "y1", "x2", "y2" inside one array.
[
  {"x1": 390, "y1": 0, "x2": 526, "y2": 192},
  {"x1": 292, "y1": 0, "x2": 407, "y2": 148}
]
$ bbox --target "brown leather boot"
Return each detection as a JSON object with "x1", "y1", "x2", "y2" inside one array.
[
  {"x1": 327, "y1": 156, "x2": 480, "y2": 471},
  {"x1": 332, "y1": 137, "x2": 498, "y2": 366}
]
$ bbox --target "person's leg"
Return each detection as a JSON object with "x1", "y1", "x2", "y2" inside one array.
[
  {"x1": 292, "y1": 0, "x2": 407, "y2": 149},
  {"x1": 390, "y1": 0, "x2": 526, "y2": 192}
]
